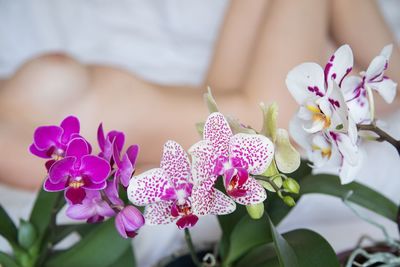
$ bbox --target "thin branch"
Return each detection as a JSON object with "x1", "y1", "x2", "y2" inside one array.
[
  {"x1": 184, "y1": 228, "x2": 202, "y2": 267},
  {"x1": 357, "y1": 123, "x2": 400, "y2": 155}
]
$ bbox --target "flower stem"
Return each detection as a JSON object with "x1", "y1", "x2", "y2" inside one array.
[
  {"x1": 357, "y1": 122, "x2": 400, "y2": 155},
  {"x1": 184, "y1": 228, "x2": 202, "y2": 267},
  {"x1": 100, "y1": 190, "x2": 123, "y2": 213},
  {"x1": 253, "y1": 175, "x2": 282, "y2": 197}
]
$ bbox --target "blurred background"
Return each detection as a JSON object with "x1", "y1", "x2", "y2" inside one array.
[{"x1": 0, "y1": 1, "x2": 400, "y2": 266}]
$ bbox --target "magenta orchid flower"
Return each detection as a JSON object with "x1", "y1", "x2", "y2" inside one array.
[
  {"x1": 29, "y1": 116, "x2": 80, "y2": 160},
  {"x1": 115, "y1": 206, "x2": 145, "y2": 238},
  {"x1": 342, "y1": 44, "x2": 398, "y2": 124},
  {"x1": 286, "y1": 45, "x2": 353, "y2": 134},
  {"x1": 66, "y1": 181, "x2": 123, "y2": 223},
  {"x1": 97, "y1": 123, "x2": 125, "y2": 163},
  {"x1": 44, "y1": 138, "x2": 111, "y2": 204},
  {"x1": 189, "y1": 112, "x2": 274, "y2": 205},
  {"x1": 128, "y1": 140, "x2": 235, "y2": 229},
  {"x1": 113, "y1": 143, "x2": 139, "y2": 187}
]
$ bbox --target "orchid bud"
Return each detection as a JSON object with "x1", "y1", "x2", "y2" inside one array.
[
  {"x1": 283, "y1": 196, "x2": 296, "y2": 207},
  {"x1": 18, "y1": 219, "x2": 37, "y2": 249},
  {"x1": 204, "y1": 87, "x2": 219, "y2": 113},
  {"x1": 283, "y1": 178, "x2": 300, "y2": 194},
  {"x1": 115, "y1": 206, "x2": 145, "y2": 239},
  {"x1": 246, "y1": 202, "x2": 264, "y2": 219}
]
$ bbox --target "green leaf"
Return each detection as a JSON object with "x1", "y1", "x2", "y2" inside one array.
[
  {"x1": 44, "y1": 219, "x2": 133, "y2": 267},
  {"x1": 108, "y1": 246, "x2": 136, "y2": 267},
  {"x1": 300, "y1": 174, "x2": 398, "y2": 221},
  {"x1": 29, "y1": 188, "x2": 64, "y2": 237},
  {"x1": 223, "y1": 215, "x2": 272, "y2": 266},
  {"x1": 267, "y1": 216, "x2": 298, "y2": 267},
  {"x1": 0, "y1": 252, "x2": 20, "y2": 267},
  {"x1": 235, "y1": 229, "x2": 339, "y2": 267},
  {"x1": 0, "y1": 205, "x2": 18, "y2": 246}
]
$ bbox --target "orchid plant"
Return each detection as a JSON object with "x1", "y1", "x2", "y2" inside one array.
[{"x1": 0, "y1": 44, "x2": 399, "y2": 267}]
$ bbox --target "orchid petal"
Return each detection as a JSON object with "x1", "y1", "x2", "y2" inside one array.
[
  {"x1": 126, "y1": 145, "x2": 139, "y2": 168},
  {"x1": 231, "y1": 177, "x2": 266, "y2": 205},
  {"x1": 303, "y1": 119, "x2": 325, "y2": 133},
  {"x1": 43, "y1": 178, "x2": 68, "y2": 192},
  {"x1": 365, "y1": 56, "x2": 386, "y2": 81},
  {"x1": 274, "y1": 128, "x2": 300, "y2": 173},
  {"x1": 66, "y1": 138, "x2": 90, "y2": 159},
  {"x1": 380, "y1": 44, "x2": 393, "y2": 60},
  {"x1": 160, "y1": 140, "x2": 191, "y2": 187},
  {"x1": 66, "y1": 203, "x2": 96, "y2": 220},
  {"x1": 370, "y1": 78, "x2": 397, "y2": 104},
  {"x1": 330, "y1": 132, "x2": 358, "y2": 166},
  {"x1": 29, "y1": 144, "x2": 51, "y2": 158},
  {"x1": 325, "y1": 44, "x2": 353, "y2": 87},
  {"x1": 97, "y1": 123, "x2": 106, "y2": 151},
  {"x1": 191, "y1": 183, "x2": 215, "y2": 216},
  {"x1": 60, "y1": 116, "x2": 80, "y2": 144},
  {"x1": 143, "y1": 202, "x2": 175, "y2": 225},
  {"x1": 327, "y1": 81, "x2": 349, "y2": 131},
  {"x1": 128, "y1": 168, "x2": 171, "y2": 205},
  {"x1": 208, "y1": 189, "x2": 236, "y2": 215},
  {"x1": 229, "y1": 133, "x2": 274, "y2": 175},
  {"x1": 176, "y1": 214, "x2": 199, "y2": 230},
  {"x1": 203, "y1": 112, "x2": 232, "y2": 156},
  {"x1": 48, "y1": 157, "x2": 75, "y2": 183},
  {"x1": 189, "y1": 140, "x2": 218, "y2": 186},
  {"x1": 33, "y1": 126, "x2": 63, "y2": 150},
  {"x1": 80, "y1": 155, "x2": 111, "y2": 184},
  {"x1": 286, "y1": 62, "x2": 325, "y2": 104},
  {"x1": 65, "y1": 187, "x2": 86, "y2": 204}
]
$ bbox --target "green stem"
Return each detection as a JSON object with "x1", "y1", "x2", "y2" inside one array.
[
  {"x1": 357, "y1": 122, "x2": 400, "y2": 155},
  {"x1": 184, "y1": 228, "x2": 202, "y2": 267},
  {"x1": 253, "y1": 175, "x2": 282, "y2": 197}
]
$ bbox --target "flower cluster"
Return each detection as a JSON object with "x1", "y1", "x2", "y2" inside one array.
[
  {"x1": 30, "y1": 117, "x2": 144, "y2": 238},
  {"x1": 128, "y1": 112, "x2": 277, "y2": 229},
  {"x1": 287, "y1": 44, "x2": 397, "y2": 184}
]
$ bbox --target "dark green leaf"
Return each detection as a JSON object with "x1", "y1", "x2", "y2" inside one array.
[
  {"x1": 29, "y1": 188, "x2": 64, "y2": 237},
  {"x1": 223, "y1": 215, "x2": 272, "y2": 266},
  {"x1": 300, "y1": 174, "x2": 397, "y2": 221},
  {"x1": 44, "y1": 219, "x2": 132, "y2": 267},
  {"x1": 0, "y1": 252, "x2": 20, "y2": 267},
  {"x1": 235, "y1": 229, "x2": 338, "y2": 267},
  {"x1": 108, "y1": 246, "x2": 136, "y2": 267},
  {"x1": 267, "y1": 216, "x2": 298, "y2": 267},
  {"x1": 0, "y1": 205, "x2": 18, "y2": 246}
]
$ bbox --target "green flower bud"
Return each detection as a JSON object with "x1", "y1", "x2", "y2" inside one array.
[
  {"x1": 283, "y1": 196, "x2": 296, "y2": 207},
  {"x1": 18, "y1": 220, "x2": 37, "y2": 250},
  {"x1": 246, "y1": 202, "x2": 264, "y2": 219},
  {"x1": 283, "y1": 178, "x2": 300, "y2": 194}
]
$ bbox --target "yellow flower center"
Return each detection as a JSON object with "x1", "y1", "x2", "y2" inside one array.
[
  {"x1": 311, "y1": 145, "x2": 332, "y2": 159},
  {"x1": 306, "y1": 105, "x2": 331, "y2": 129}
]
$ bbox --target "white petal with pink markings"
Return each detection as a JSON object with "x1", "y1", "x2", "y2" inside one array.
[
  {"x1": 203, "y1": 112, "x2": 232, "y2": 156},
  {"x1": 231, "y1": 177, "x2": 267, "y2": 205},
  {"x1": 161, "y1": 140, "x2": 192, "y2": 187},
  {"x1": 229, "y1": 133, "x2": 274, "y2": 175},
  {"x1": 144, "y1": 202, "x2": 176, "y2": 225}
]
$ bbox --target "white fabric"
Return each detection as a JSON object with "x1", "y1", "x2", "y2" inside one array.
[{"x1": 0, "y1": 0, "x2": 229, "y2": 85}]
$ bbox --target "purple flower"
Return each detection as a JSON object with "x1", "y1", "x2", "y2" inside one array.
[
  {"x1": 115, "y1": 206, "x2": 144, "y2": 238},
  {"x1": 97, "y1": 123, "x2": 125, "y2": 163},
  {"x1": 189, "y1": 113, "x2": 274, "y2": 205},
  {"x1": 66, "y1": 181, "x2": 123, "y2": 223},
  {"x1": 113, "y1": 143, "x2": 139, "y2": 187},
  {"x1": 29, "y1": 116, "x2": 80, "y2": 160},
  {"x1": 44, "y1": 138, "x2": 111, "y2": 204}
]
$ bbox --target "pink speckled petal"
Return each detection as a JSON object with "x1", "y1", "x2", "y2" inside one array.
[
  {"x1": 229, "y1": 133, "x2": 274, "y2": 175},
  {"x1": 232, "y1": 177, "x2": 267, "y2": 205},
  {"x1": 189, "y1": 140, "x2": 218, "y2": 186},
  {"x1": 128, "y1": 168, "x2": 172, "y2": 206},
  {"x1": 160, "y1": 140, "x2": 191, "y2": 187},
  {"x1": 209, "y1": 189, "x2": 236, "y2": 215},
  {"x1": 144, "y1": 202, "x2": 176, "y2": 225},
  {"x1": 191, "y1": 183, "x2": 215, "y2": 216},
  {"x1": 203, "y1": 112, "x2": 232, "y2": 156}
]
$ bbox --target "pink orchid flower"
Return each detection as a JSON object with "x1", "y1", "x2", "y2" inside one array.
[
  {"x1": 113, "y1": 142, "x2": 139, "y2": 187},
  {"x1": 342, "y1": 44, "x2": 398, "y2": 124},
  {"x1": 97, "y1": 123, "x2": 125, "y2": 164},
  {"x1": 286, "y1": 45, "x2": 353, "y2": 134},
  {"x1": 189, "y1": 112, "x2": 274, "y2": 205},
  {"x1": 128, "y1": 140, "x2": 235, "y2": 229}
]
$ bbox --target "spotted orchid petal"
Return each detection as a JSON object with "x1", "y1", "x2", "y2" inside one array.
[
  {"x1": 208, "y1": 189, "x2": 236, "y2": 215},
  {"x1": 128, "y1": 168, "x2": 171, "y2": 206},
  {"x1": 203, "y1": 112, "x2": 232, "y2": 156},
  {"x1": 229, "y1": 133, "x2": 274, "y2": 175},
  {"x1": 190, "y1": 181, "x2": 216, "y2": 216},
  {"x1": 230, "y1": 177, "x2": 266, "y2": 205},
  {"x1": 143, "y1": 202, "x2": 176, "y2": 225},
  {"x1": 160, "y1": 140, "x2": 191, "y2": 187},
  {"x1": 189, "y1": 140, "x2": 218, "y2": 186},
  {"x1": 324, "y1": 44, "x2": 353, "y2": 87},
  {"x1": 274, "y1": 129, "x2": 300, "y2": 173},
  {"x1": 286, "y1": 62, "x2": 326, "y2": 105}
]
